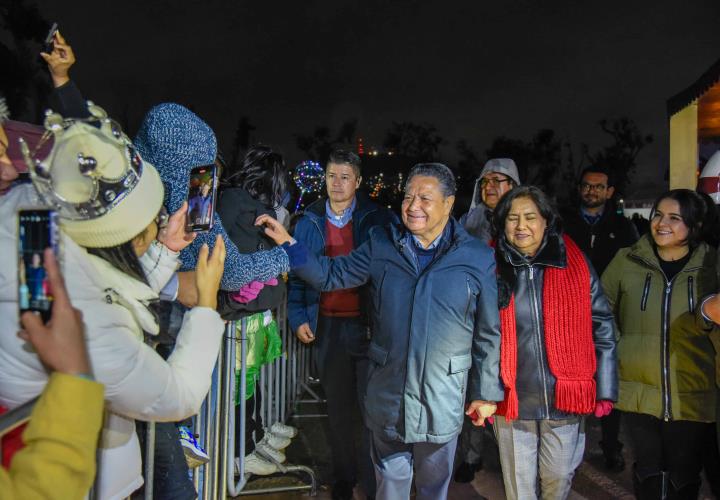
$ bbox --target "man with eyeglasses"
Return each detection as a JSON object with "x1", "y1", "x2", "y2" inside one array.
[
  {"x1": 453, "y1": 158, "x2": 520, "y2": 484},
  {"x1": 288, "y1": 149, "x2": 396, "y2": 500},
  {"x1": 461, "y1": 158, "x2": 521, "y2": 243},
  {"x1": 561, "y1": 165, "x2": 638, "y2": 472}
]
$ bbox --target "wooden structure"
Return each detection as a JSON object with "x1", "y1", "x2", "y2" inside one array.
[{"x1": 667, "y1": 59, "x2": 720, "y2": 189}]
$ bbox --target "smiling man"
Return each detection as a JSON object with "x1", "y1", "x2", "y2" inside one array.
[{"x1": 262, "y1": 162, "x2": 504, "y2": 500}]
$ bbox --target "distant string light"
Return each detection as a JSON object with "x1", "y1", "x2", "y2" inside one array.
[
  {"x1": 368, "y1": 172, "x2": 385, "y2": 199},
  {"x1": 368, "y1": 172, "x2": 404, "y2": 201}
]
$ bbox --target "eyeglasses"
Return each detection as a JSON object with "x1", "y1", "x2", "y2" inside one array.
[
  {"x1": 579, "y1": 182, "x2": 607, "y2": 192},
  {"x1": 155, "y1": 206, "x2": 169, "y2": 229},
  {"x1": 480, "y1": 177, "x2": 512, "y2": 188}
]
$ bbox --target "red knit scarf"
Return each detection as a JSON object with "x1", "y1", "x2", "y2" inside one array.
[{"x1": 496, "y1": 235, "x2": 596, "y2": 420}]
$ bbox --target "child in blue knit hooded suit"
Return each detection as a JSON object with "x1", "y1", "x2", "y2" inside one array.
[{"x1": 134, "y1": 103, "x2": 289, "y2": 291}]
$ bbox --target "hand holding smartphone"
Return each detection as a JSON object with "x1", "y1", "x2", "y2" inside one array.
[
  {"x1": 42, "y1": 22, "x2": 58, "y2": 55},
  {"x1": 186, "y1": 164, "x2": 218, "y2": 232},
  {"x1": 18, "y1": 209, "x2": 60, "y2": 323}
]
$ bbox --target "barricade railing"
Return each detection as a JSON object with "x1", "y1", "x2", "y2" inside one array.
[
  {"x1": 0, "y1": 396, "x2": 38, "y2": 442},
  {"x1": 0, "y1": 297, "x2": 315, "y2": 500},
  {"x1": 195, "y1": 296, "x2": 317, "y2": 498}
]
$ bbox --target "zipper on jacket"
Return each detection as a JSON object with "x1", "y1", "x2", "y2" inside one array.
[
  {"x1": 527, "y1": 264, "x2": 551, "y2": 417},
  {"x1": 661, "y1": 278, "x2": 675, "y2": 421},
  {"x1": 640, "y1": 273, "x2": 652, "y2": 311},
  {"x1": 687, "y1": 276, "x2": 695, "y2": 312},
  {"x1": 628, "y1": 252, "x2": 703, "y2": 423}
]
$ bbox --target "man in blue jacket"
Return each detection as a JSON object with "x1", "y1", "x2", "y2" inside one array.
[
  {"x1": 288, "y1": 150, "x2": 395, "y2": 500},
  {"x1": 262, "y1": 163, "x2": 504, "y2": 500}
]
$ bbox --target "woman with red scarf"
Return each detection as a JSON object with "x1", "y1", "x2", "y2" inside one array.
[{"x1": 491, "y1": 186, "x2": 617, "y2": 500}]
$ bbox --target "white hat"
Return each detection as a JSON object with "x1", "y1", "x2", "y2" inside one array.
[{"x1": 20, "y1": 104, "x2": 164, "y2": 248}]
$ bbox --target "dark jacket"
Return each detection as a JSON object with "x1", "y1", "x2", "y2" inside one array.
[
  {"x1": 215, "y1": 187, "x2": 286, "y2": 320},
  {"x1": 287, "y1": 194, "x2": 396, "y2": 333},
  {"x1": 496, "y1": 231, "x2": 617, "y2": 420},
  {"x1": 50, "y1": 80, "x2": 90, "y2": 119},
  {"x1": 286, "y1": 218, "x2": 505, "y2": 443},
  {"x1": 561, "y1": 205, "x2": 639, "y2": 276}
]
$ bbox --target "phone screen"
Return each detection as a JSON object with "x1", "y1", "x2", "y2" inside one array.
[
  {"x1": 18, "y1": 209, "x2": 60, "y2": 322},
  {"x1": 186, "y1": 164, "x2": 217, "y2": 232}
]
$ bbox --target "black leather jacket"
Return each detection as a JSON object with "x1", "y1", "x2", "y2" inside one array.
[{"x1": 496, "y1": 231, "x2": 618, "y2": 420}]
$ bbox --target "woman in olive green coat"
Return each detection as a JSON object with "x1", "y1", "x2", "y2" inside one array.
[{"x1": 602, "y1": 189, "x2": 718, "y2": 500}]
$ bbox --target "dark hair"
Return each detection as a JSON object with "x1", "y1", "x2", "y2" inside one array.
[
  {"x1": 327, "y1": 149, "x2": 361, "y2": 178},
  {"x1": 405, "y1": 162, "x2": 456, "y2": 197},
  {"x1": 696, "y1": 191, "x2": 720, "y2": 247},
  {"x1": 227, "y1": 145, "x2": 288, "y2": 207},
  {"x1": 87, "y1": 241, "x2": 148, "y2": 285},
  {"x1": 650, "y1": 189, "x2": 708, "y2": 249},
  {"x1": 579, "y1": 165, "x2": 614, "y2": 188},
  {"x1": 493, "y1": 185, "x2": 561, "y2": 241}
]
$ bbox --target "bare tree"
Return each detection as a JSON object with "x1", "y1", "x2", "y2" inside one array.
[{"x1": 586, "y1": 117, "x2": 653, "y2": 195}]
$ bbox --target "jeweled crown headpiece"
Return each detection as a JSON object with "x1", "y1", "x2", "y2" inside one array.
[
  {"x1": 20, "y1": 103, "x2": 147, "y2": 220},
  {"x1": 18, "y1": 102, "x2": 164, "y2": 248}
]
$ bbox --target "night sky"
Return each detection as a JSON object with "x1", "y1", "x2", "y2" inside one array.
[{"x1": 38, "y1": 0, "x2": 720, "y2": 197}]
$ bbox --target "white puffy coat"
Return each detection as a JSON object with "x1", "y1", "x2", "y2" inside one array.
[{"x1": 0, "y1": 184, "x2": 225, "y2": 499}]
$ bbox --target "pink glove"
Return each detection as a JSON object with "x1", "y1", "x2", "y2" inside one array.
[
  {"x1": 594, "y1": 400, "x2": 614, "y2": 418},
  {"x1": 230, "y1": 278, "x2": 280, "y2": 304},
  {"x1": 231, "y1": 281, "x2": 264, "y2": 303}
]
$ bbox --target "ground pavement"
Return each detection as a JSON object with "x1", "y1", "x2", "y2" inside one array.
[{"x1": 237, "y1": 386, "x2": 716, "y2": 499}]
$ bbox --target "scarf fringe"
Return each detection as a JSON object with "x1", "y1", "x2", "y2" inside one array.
[
  {"x1": 497, "y1": 386, "x2": 519, "y2": 421},
  {"x1": 555, "y1": 378, "x2": 596, "y2": 414}
]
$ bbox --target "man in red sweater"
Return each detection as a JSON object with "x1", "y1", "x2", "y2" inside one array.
[{"x1": 288, "y1": 150, "x2": 396, "y2": 500}]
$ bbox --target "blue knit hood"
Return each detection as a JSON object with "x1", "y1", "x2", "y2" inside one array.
[
  {"x1": 133, "y1": 103, "x2": 290, "y2": 290},
  {"x1": 134, "y1": 103, "x2": 217, "y2": 214}
]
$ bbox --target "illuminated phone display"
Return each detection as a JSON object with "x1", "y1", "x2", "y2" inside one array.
[
  {"x1": 187, "y1": 164, "x2": 218, "y2": 232},
  {"x1": 18, "y1": 209, "x2": 59, "y2": 322}
]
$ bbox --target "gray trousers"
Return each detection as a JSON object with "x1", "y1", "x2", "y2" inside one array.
[
  {"x1": 494, "y1": 416, "x2": 585, "y2": 500},
  {"x1": 370, "y1": 432, "x2": 458, "y2": 500}
]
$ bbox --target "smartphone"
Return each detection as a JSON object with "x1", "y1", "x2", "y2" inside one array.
[
  {"x1": 43, "y1": 22, "x2": 58, "y2": 54},
  {"x1": 186, "y1": 164, "x2": 218, "y2": 232},
  {"x1": 18, "y1": 209, "x2": 60, "y2": 323}
]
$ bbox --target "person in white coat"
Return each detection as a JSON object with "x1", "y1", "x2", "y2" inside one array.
[{"x1": 0, "y1": 106, "x2": 227, "y2": 499}]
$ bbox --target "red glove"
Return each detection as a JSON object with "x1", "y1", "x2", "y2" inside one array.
[{"x1": 594, "y1": 400, "x2": 613, "y2": 418}]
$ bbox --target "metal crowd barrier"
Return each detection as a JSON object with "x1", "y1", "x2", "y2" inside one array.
[
  {"x1": 0, "y1": 298, "x2": 316, "y2": 499},
  {"x1": 194, "y1": 298, "x2": 317, "y2": 498},
  {"x1": 0, "y1": 397, "x2": 38, "y2": 443}
]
